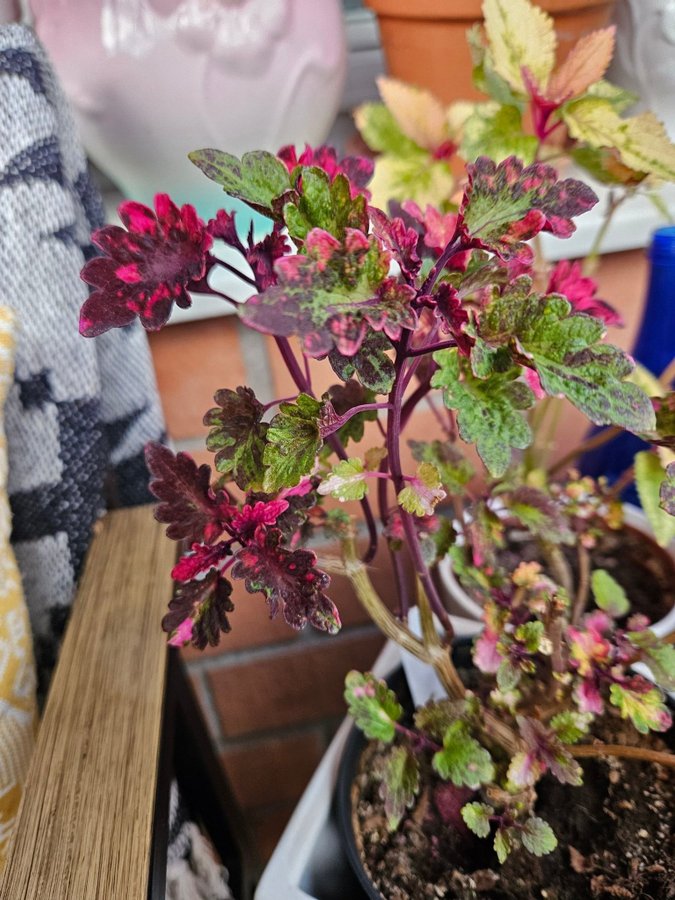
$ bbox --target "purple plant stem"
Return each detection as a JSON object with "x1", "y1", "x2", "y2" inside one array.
[
  {"x1": 218, "y1": 259, "x2": 257, "y2": 287},
  {"x1": 420, "y1": 236, "x2": 462, "y2": 296},
  {"x1": 394, "y1": 721, "x2": 441, "y2": 753},
  {"x1": 388, "y1": 334, "x2": 454, "y2": 639},
  {"x1": 400, "y1": 377, "x2": 432, "y2": 431},
  {"x1": 274, "y1": 335, "x2": 380, "y2": 563},
  {"x1": 407, "y1": 339, "x2": 457, "y2": 358}
]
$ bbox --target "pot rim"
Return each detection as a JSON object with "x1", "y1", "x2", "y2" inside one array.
[{"x1": 436, "y1": 503, "x2": 675, "y2": 637}]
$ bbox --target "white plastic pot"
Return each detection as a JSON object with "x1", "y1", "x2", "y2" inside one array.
[{"x1": 436, "y1": 504, "x2": 675, "y2": 638}]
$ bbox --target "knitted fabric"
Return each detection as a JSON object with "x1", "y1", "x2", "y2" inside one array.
[
  {"x1": 0, "y1": 23, "x2": 165, "y2": 693},
  {"x1": 0, "y1": 305, "x2": 37, "y2": 871}
]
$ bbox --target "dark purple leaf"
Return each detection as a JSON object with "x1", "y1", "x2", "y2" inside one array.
[
  {"x1": 163, "y1": 571, "x2": 234, "y2": 649},
  {"x1": 246, "y1": 225, "x2": 291, "y2": 290},
  {"x1": 145, "y1": 442, "x2": 233, "y2": 544},
  {"x1": 231, "y1": 527, "x2": 340, "y2": 633}
]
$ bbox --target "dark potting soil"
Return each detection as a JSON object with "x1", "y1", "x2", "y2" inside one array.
[
  {"x1": 495, "y1": 524, "x2": 675, "y2": 624},
  {"x1": 353, "y1": 721, "x2": 675, "y2": 899}
]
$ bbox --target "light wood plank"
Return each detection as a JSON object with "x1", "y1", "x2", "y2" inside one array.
[{"x1": 1, "y1": 506, "x2": 176, "y2": 899}]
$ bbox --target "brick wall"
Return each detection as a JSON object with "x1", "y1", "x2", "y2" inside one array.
[{"x1": 147, "y1": 248, "x2": 648, "y2": 863}]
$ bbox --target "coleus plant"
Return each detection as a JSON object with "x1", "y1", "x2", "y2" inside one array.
[
  {"x1": 76, "y1": 6, "x2": 675, "y2": 873},
  {"x1": 356, "y1": 0, "x2": 675, "y2": 247}
]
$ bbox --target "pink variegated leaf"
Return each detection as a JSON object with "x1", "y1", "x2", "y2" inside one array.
[
  {"x1": 474, "y1": 628, "x2": 502, "y2": 674},
  {"x1": 369, "y1": 206, "x2": 421, "y2": 276},
  {"x1": 172, "y1": 541, "x2": 232, "y2": 582},
  {"x1": 163, "y1": 571, "x2": 234, "y2": 649},
  {"x1": 240, "y1": 227, "x2": 415, "y2": 359},
  {"x1": 459, "y1": 157, "x2": 597, "y2": 260},
  {"x1": 231, "y1": 527, "x2": 340, "y2": 633}
]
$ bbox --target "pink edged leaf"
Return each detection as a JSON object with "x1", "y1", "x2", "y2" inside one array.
[
  {"x1": 369, "y1": 206, "x2": 421, "y2": 276},
  {"x1": 163, "y1": 571, "x2": 234, "y2": 649},
  {"x1": 245, "y1": 225, "x2": 291, "y2": 290},
  {"x1": 231, "y1": 527, "x2": 340, "y2": 633},
  {"x1": 609, "y1": 677, "x2": 672, "y2": 734},
  {"x1": 429, "y1": 283, "x2": 472, "y2": 355},
  {"x1": 397, "y1": 463, "x2": 447, "y2": 517},
  {"x1": 203, "y1": 386, "x2": 268, "y2": 491},
  {"x1": 278, "y1": 144, "x2": 373, "y2": 198},
  {"x1": 80, "y1": 194, "x2": 212, "y2": 336},
  {"x1": 240, "y1": 227, "x2": 415, "y2": 359},
  {"x1": 459, "y1": 156, "x2": 597, "y2": 260},
  {"x1": 172, "y1": 541, "x2": 232, "y2": 582},
  {"x1": 145, "y1": 442, "x2": 233, "y2": 544},
  {"x1": 514, "y1": 717, "x2": 582, "y2": 786}
]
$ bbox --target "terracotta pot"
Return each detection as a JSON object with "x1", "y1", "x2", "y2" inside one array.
[{"x1": 365, "y1": 0, "x2": 617, "y2": 104}]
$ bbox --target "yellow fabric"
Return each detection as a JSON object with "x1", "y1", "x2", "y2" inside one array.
[{"x1": 0, "y1": 306, "x2": 37, "y2": 869}]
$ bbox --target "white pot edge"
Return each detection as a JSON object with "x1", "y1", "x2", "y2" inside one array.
[{"x1": 436, "y1": 503, "x2": 675, "y2": 637}]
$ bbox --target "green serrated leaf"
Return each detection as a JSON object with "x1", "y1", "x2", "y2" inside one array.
[
  {"x1": 480, "y1": 279, "x2": 655, "y2": 434},
  {"x1": 283, "y1": 167, "x2": 367, "y2": 242},
  {"x1": 521, "y1": 817, "x2": 557, "y2": 856},
  {"x1": 549, "y1": 710, "x2": 592, "y2": 744},
  {"x1": 515, "y1": 620, "x2": 544, "y2": 653},
  {"x1": 398, "y1": 462, "x2": 446, "y2": 517},
  {"x1": 432, "y1": 720, "x2": 494, "y2": 788},
  {"x1": 409, "y1": 440, "x2": 474, "y2": 493},
  {"x1": 431, "y1": 348, "x2": 533, "y2": 477},
  {"x1": 635, "y1": 451, "x2": 675, "y2": 547},
  {"x1": 189, "y1": 149, "x2": 290, "y2": 217},
  {"x1": 494, "y1": 826, "x2": 516, "y2": 863},
  {"x1": 643, "y1": 643, "x2": 675, "y2": 691},
  {"x1": 263, "y1": 394, "x2": 322, "y2": 493},
  {"x1": 329, "y1": 332, "x2": 395, "y2": 395},
  {"x1": 591, "y1": 569, "x2": 630, "y2": 618},
  {"x1": 203, "y1": 386, "x2": 268, "y2": 490},
  {"x1": 381, "y1": 746, "x2": 420, "y2": 831},
  {"x1": 344, "y1": 671, "x2": 403, "y2": 742},
  {"x1": 414, "y1": 699, "x2": 467, "y2": 741},
  {"x1": 609, "y1": 682, "x2": 672, "y2": 734},
  {"x1": 368, "y1": 154, "x2": 455, "y2": 211},
  {"x1": 318, "y1": 458, "x2": 368, "y2": 502},
  {"x1": 461, "y1": 801, "x2": 493, "y2": 838},
  {"x1": 354, "y1": 102, "x2": 421, "y2": 156},
  {"x1": 461, "y1": 103, "x2": 537, "y2": 165}
]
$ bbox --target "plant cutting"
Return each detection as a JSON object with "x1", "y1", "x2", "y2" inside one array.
[{"x1": 76, "y1": 3, "x2": 675, "y2": 896}]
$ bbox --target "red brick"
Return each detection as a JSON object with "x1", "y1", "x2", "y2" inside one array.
[
  {"x1": 207, "y1": 630, "x2": 385, "y2": 737},
  {"x1": 220, "y1": 729, "x2": 325, "y2": 810},
  {"x1": 248, "y1": 802, "x2": 297, "y2": 864},
  {"x1": 149, "y1": 316, "x2": 246, "y2": 441}
]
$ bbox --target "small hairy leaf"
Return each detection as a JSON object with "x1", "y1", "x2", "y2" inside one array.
[
  {"x1": 344, "y1": 671, "x2": 403, "y2": 742},
  {"x1": 414, "y1": 699, "x2": 468, "y2": 741},
  {"x1": 521, "y1": 817, "x2": 557, "y2": 856},
  {"x1": 431, "y1": 348, "x2": 533, "y2": 477},
  {"x1": 231, "y1": 528, "x2": 339, "y2": 633},
  {"x1": 189, "y1": 149, "x2": 291, "y2": 217},
  {"x1": 507, "y1": 486, "x2": 575, "y2": 544},
  {"x1": 354, "y1": 102, "x2": 420, "y2": 156},
  {"x1": 494, "y1": 826, "x2": 516, "y2": 864},
  {"x1": 204, "y1": 386, "x2": 268, "y2": 490},
  {"x1": 380, "y1": 746, "x2": 421, "y2": 831},
  {"x1": 591, "y1": 569, "x2": 630, "y2": 618},
  {"x1": 262, "y1": 394, "x2": 322, "y2": 493},
  {"x1": 461, "y1": 802, "x2": 493, "y2": 839},
  {"x1": 432, "y1": 720, "x2": 494, "y2": 789},
  {"x1": 635, "y1": 451, "x2": 675, "y2": 547},
  {"x1": 640, "y1": 643, "x2": 675, "y2": 691},
  {"x1": 461, "y1": 103, "x2": 537, "y2": 165},
  {"x1": 460, "y1": 156, "x2": 597, "y2": 260},
  {"x1": 409, "y1": 440, "x2": 474, "y2": 494},
  {"x1": 318, "y1": 458, "x2": 368, "y2": 502},
  {"x1": 145, "y1": 442, "x2": 231, "y2": 544},
  {"x1": 398, "y1": 463, "x2": 446, "y2": 517}
]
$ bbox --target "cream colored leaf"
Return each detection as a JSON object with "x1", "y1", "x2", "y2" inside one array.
[
  {"x1": 377, "y1": 77, "x2": 449, "y2": 152},
  {"x1": 446, "y1": 101, "x2": 476, "y2": 140},
  {"x1": 547, "y1": 27, "x2": 615, "y2": 101},
  {"x1": 565, "y1": 99, "x2": 675, "y2": 182},
  {"x1": 483, "y1": 0, "x2": 556, "y2": 94},
  {"x1": 369, "y1": 154, "x2": 455, "y2": 210}
]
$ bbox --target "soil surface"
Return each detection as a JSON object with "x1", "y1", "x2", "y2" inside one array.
[
  {"x1": 494, "y1": 524, "x2": 675, "y2": 624},
  {"x1": 353, "y1": 724, "x2": 674, "y2": 899}
]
